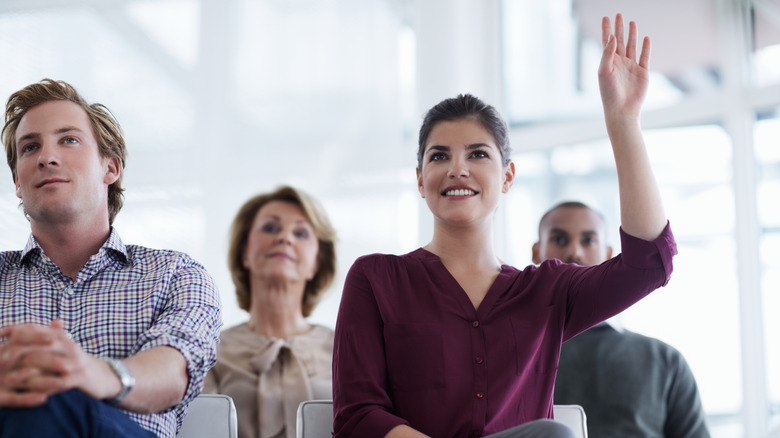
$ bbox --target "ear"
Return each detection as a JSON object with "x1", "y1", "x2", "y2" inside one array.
[
  {"x1": 532, "y1": 242, "x2": 541, "y2": 265},
  {"x1": 416, "y1": 167, "x2": 425, "y2": 198},
  {"x1": 15, "y1": 176, "x2": 21, "y2": 200},
  {"x1": 606, "y1": 245, "x2": 613, "y2": 260},
  {"x1": 502, "y1": 161, "x2": 515, "y2": 193},
  {"x1": 103, "y1": 156, "x2": 120, "y2": 185}
]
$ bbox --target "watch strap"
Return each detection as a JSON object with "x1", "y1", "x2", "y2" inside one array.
[{"x1": 103, "y1": 358, "x2": 135, "y2": 404}]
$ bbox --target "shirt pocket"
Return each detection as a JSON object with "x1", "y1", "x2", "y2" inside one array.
[
  {"x1": 384, "y1": 322, "x2": 445, "y2": 392},
  {"x1": 510, "y1": 305, "x2": 558, "y2": 375}
]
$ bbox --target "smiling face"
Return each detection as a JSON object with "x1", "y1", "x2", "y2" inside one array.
[
  {"x1": 417, "y1": 117, "x2": 514, "y2": 226},
  {"x1": 14, "y1": 100, "x2": 119, "y2": 227},
  {"x1": 533, "y1": 206, "x2": 613, "y2": 266},
  {"x1": 243, "y1": 200, "x2": 320, "y2": 287}
]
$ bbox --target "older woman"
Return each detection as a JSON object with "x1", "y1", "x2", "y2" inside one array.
[{"x1": 204, "y1": 185, "x2": 337, "y2": 438}]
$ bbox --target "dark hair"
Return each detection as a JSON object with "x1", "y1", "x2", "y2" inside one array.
[
  {"x1": 537, "y1": 201, "x2": 606, "y2": 240},
  {"x1": 2, "y1": 79, "x2": 126, "y2": 225},
  {"x1": 417, "y1": 94, "x2": 511, "y2": 170},
  {"x1": 227, "y1": 185, "x2": 337, "y2": 317}
]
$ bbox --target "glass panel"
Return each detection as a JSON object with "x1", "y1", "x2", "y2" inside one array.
[
  {"x1": 757, "y1": 115, "x2": 780, "y2": 427},
  {"x1": 762, "y1": 234, "x2": 780, "y2": 418},
  {"x1": 502, "y1": 0, "x2": 689, "y2": 124},
  {"x1": 754, "y1": 2, "x2": 780, "y2": 87}
]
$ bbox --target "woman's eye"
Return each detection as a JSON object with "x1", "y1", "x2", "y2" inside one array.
[
  {"x1": 429, "y1": 152, "x2": 447, "y2": 162},
  {"x1": 63, "y1": 137, "x2": 77, "y2": 144},
  {"x1": 261, "y1": 223, "x2": 281, "y2": 233},
  {"x1": 471, "y1": 150, "x2": 488, "y2": 159},
  {"x1": 294, "y1": 229, "x2": 311, "y2": 239}
]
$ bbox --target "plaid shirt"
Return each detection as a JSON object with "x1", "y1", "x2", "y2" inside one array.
[{"x1": 0, "y1": 229, "x2": 222, "y2": 438}]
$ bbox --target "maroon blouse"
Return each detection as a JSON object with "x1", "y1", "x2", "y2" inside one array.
[{"x1": 333, "y1": 223, "x2": 677, "y2": 438}]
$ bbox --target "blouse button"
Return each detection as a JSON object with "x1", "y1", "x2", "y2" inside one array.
[
  {"x1": 472, "y1": 321, "x2": 479, "y2": 328},
  {"x1": 475, "y1": 357, "x2": 484, "y2": 364},
  {"x1": 476, "y1": 392, "x2": 484, "y2": 399}
]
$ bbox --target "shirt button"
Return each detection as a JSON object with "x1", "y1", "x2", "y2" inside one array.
[
  {"x1": 475, "y1": 357, "x2": 484, "y2": 364},
  {"x1": 472, "y1": 321, "x2": 479, "y2": 328},
  {"x1": 476, "y1": 392, "x2": 484, "y2": 399}
]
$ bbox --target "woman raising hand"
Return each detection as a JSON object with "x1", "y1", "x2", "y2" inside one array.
[{"x1": 333, "y1": 14, "x2": 676, "y2": 438}]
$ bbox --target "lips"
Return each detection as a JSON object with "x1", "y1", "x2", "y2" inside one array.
[
  {"x1": 268, "y1": 252, "x2": 295, "y2": 261},
  {"x1": 36, "y1": 178, "x2": 68, "y2": 188}
]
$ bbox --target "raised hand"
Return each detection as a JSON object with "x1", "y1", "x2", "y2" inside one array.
[
  {"x1": 595, "y1": 14, "x2": 667, "y2": 240},
  {"x1": 598, "y1": 13, "x2": 651, "y2": 121}
]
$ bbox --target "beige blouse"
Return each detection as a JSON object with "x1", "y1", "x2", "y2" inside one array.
[{"x1": 203, "y1": 323, "x2": 334, "y2": 438}]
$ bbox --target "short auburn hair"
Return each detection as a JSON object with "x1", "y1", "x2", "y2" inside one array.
[
  {"x1": 2, "y1": 79, "x2": 126, "y2": 224},
  {"x1": 227, "y1": 186, "x2": 337, "y2": 317}
]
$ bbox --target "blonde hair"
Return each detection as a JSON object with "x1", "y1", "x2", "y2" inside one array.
[
  {"x1": 227, "y1": 186, "x2": 337, "y2": 317},
  {"x1": 2, "y1": 79, "x2": 126, "y2": 224}
]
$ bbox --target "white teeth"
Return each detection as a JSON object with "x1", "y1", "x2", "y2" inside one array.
[{"x1": 445, "y1": 189, "x2": 476, "y2": 196}]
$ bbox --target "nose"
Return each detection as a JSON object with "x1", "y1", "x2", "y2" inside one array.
[
  {"x1": 564, "y1": 244, "x2": 584, "y2": 265},
  {"x1": 36, "y1": 141, "x2": 60, "y2": 169},
  {"x1": 447, "y1": 156, "x2": 468, "y2": 178},
  {"x1": 275, "y1": 228, "x2": 294, "y2": 245}
]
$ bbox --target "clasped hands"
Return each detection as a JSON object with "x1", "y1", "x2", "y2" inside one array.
[{"x1": 0, "y1": 319, "x2": 91, "y2": 408}]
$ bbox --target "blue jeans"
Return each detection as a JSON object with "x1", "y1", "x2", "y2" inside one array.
[{"x1": 0, "y1": 389, "x2": 156, "y2": 438}]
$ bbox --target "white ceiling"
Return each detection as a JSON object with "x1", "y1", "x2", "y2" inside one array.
[{"x1": 573, "y1": 0, "x2": 780, "y2": 76}]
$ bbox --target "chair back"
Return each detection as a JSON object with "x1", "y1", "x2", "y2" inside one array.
[
  {"x1": 177, "y1": 394, "x2": 238, "y2": 438},
  {"x1": 296, "y1": 400, "x2": 333, "y2": 438},
  {"x1": 553, "y1": 404, "x2": 588, "y2": 438},
  {"x1": 296, "y1": 400, "x2": 587, "y2": 438}
]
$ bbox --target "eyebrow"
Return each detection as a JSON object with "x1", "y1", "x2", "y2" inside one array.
[
  {"x1": 549, "y1": 228, "x2": 599, "y2": 239},
  {"x1": 260, "y1": 214, "x2": 311, "y2": 226},
  {"x1": 17, "y1": 126, "x2": 86, "y2": 144},
  {"x1": 548, "y1": 228, "x2": 570, "y2": 237},
  {"x1": 425, "y1": 143, "x2": 492, "y2": 154}
]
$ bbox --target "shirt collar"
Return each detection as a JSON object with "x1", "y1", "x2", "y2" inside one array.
[
  {"x1": 20, "y1": 227, "x2": 129, "y2": 266},
  {"x1": 102, "y1": 228, "x2": 129, "y2": 263}
]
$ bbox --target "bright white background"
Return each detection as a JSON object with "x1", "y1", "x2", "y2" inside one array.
[{"x1": 0, "y1": 1, "x2": 779, "y2": 437}]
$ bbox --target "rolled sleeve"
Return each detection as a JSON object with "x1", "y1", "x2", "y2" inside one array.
[
  {"x1": 134, "y1": 256, "x2": 222, "y2": 408},
  {"x1": 619, "y1": 220, "x2": 677, "y2": 286}
]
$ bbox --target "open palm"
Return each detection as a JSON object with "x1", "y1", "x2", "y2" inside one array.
[{"x1": 598, "y1": 14, "x2": 651, "y2": 120}]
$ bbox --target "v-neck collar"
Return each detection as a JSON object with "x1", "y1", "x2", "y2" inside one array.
[{"x1": 411, "y1": 247, "x2": 514, "y2": 319}]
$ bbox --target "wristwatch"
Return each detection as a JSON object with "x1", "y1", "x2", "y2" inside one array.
[{"x1": 103, "y1": 358, "x2": 135, "y2": 404}]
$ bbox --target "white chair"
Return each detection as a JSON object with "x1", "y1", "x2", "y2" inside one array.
[
  {"x1": 177, "y1": 394, "x2": 238, "y2": 438},
  {"x1": 296, "y1": 400, "x2": 587, "y2": 438},
  {"x1": 553, "y1": 404, "x2": 588, "y2": 438},
  {"x1": 297, "y1": 400, "x2": 333, "y2": 438}
]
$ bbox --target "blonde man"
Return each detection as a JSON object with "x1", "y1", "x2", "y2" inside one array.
[{"x1": 0, "y1": 79, "x2": 222, "y2": 438}]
